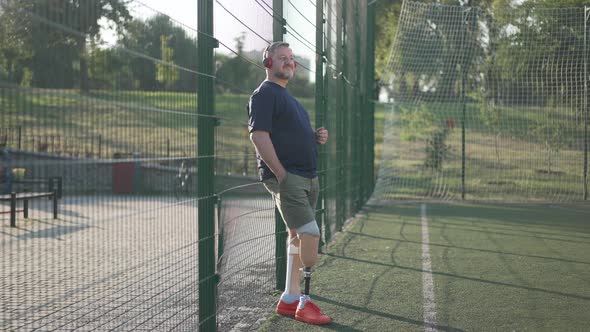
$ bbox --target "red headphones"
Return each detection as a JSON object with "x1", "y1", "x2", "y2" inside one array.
[{"x1": 263, "y1": 55, "x2": 273, "y2": 68}]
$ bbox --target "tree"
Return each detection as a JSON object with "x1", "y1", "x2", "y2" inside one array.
[
  {"x1": 532, "y1": 117, "x2": 572, "y2": 173},
  {"x1": 0, "y1": 0, "x2": 131, "y2": 91},
  {"x1": 87, "y1": 42, "x2": 134, "y2": 90},
  {"x1": 215, "y1": 32, "x2": 259, "y2": 93},
  {"x1": 0, "y1": 0, "x2": 77, "y2": 88},
  {"x1": 475, "y1": 0, "x2": 589, "y2": 106},
  {"x1": 156, "y1": 35, "x2": 179, "y2": 90},
  {"x1": 121, "y1": 14, "x2": 198, "y2": 92},
  {"x1": 57, "y1": 0, "x2": 132, "y2": 93},
  {"x1": 0, "y1": 0, "x2": 35, "y2": 84},
  {"x1": 375, "y1": 0, "x2": 402, "y2": 82}
]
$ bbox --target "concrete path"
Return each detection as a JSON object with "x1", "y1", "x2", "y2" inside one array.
[{"x1": 1, "y1": 195, "x2": 277, "y2": 331}]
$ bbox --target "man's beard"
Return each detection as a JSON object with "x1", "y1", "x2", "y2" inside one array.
[{"x1": 274, "y1": 68, "x2": 293, "y2": 80}]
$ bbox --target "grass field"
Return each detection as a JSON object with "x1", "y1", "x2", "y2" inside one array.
[
  {"x1": 259, "y1": 202, "x2": 590, "y2": 331},
  {"x1": 0, "y1": 87, "x2": 315, "y2": 176}
]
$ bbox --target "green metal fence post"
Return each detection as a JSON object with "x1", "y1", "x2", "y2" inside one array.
[
  {"x1": 323, "y1": 0, "x2": 333, "y2": 244},
  {"x1": 354, "y1": 1, "x2": 362, "y2": 210},
  {"x1": 367, "y1": 0, "x2": 376, "y2": 197},
  {"x1": 361, "y1": 0, "x2": 369, "y2": 205},
  {"x1": 461, "y1": 7, "x2": 469, "y2": 201},
  {"x1": 316, "y1": 0, "x2": 327, "y2": 250},
  {"x1": 18, "y1": 125, "x2": 22, "y2": 150},
  {"x1": 584, "y1": 7, "x2": 588, "y2": 200},
  {"x1": 274, "y1": 0, "x2": 286, "y2": 39},
  {"x1": 273, "y1": 0, "x2": 287, "y2": 291},
  {"x1": 334, "y1": 0, "x2": 341, "y2": 229},
  {"x1": 216, "y1": 195, "x2": 224, "y2": 271},
  {"x1": 197, "y1": 0, "x2": 216, "y2": 331},
  {"x1": 337, "y1": 1, "x2": 347, "y2": 229}
]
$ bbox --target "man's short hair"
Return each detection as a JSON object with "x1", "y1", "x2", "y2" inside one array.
[{"x1": 263, "y1": 41, "x2": 290, "y2": 59}]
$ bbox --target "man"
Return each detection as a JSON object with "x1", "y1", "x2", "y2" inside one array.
[{"x1": 247, "y1": 41, "x2": 331, "y2": 325}]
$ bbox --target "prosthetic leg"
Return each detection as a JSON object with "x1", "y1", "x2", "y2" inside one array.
[
  {"x1": 303, "y1": 266, "x2": 312, "y2": 295},
  {"x1": 294, "y1": 230, "x2": 331, "y2": 325}
]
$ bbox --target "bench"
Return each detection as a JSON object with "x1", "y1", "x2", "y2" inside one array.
[{"x1": 0, "y1": 177, "x2": 62, "y2": 227}]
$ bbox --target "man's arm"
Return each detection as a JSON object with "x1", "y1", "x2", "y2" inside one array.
[{"x1": 249, "y1": 130, "x2": 287, "y2": 183}]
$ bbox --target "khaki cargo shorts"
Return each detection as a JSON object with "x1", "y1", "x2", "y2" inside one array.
[{"x1": 263, "y1": 172, "x2": 319, "y2": 229}]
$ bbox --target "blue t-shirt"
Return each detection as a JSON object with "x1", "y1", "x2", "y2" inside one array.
[{"x1": 247, "y1": 80, "x2": 317, "y2": 180}]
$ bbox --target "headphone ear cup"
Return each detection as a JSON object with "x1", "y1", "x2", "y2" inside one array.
[{"x1": 263, "y1": 57, "x2": 272, "y2": 68}]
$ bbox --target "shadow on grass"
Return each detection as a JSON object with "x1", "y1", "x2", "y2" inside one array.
[
  {"x1": 363, "y1": 203, "x2": 590, "y2": 233},
  {"x1": 272, "y1": 315, "x2": 365, "y2": 332},
  {"x1": 347, "y1": 231, "x2": 590, "y2": 265},
  {"x1": 312, "y1": 295, "x2": 466, "y2": 332},
  {"x1": 326, "y1": 253, "x2": 590, "y2": 302},
  {"x1": 362, "y1": 204, "x2": 590, "y2": 243}
]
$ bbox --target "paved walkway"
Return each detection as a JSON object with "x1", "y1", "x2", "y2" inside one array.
[{"x1": 1, "y1": 196, "x2": 203, "y2": 331}]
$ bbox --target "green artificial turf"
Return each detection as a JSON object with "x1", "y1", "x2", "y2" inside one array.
[{"x1": 259, "y1": 202, "x2": 590, "y2": 331}]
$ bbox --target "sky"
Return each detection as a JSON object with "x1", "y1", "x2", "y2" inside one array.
[
  {"x1": 134, "y1": 0, "x2": 269, "y2": 52},
  {"x1": 119, "y1": 0, "x2": 317, "y2": 75},
  {"x1": 98, "y1": 0, "x2": 317, "y2": 80},
  {"x1": 129, "y1": 0, "x2": 315, "y2": 55}
]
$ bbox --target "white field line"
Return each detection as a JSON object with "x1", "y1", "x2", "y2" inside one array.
[{"x1": 421, "y1": 203, "x2": 437, "y2": 332}]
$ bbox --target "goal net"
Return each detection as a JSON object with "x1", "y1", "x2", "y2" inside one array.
[{"x1": 376, "y1": 1, "x2": 589, "y2": 202}]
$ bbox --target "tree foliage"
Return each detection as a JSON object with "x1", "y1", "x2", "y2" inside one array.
[
  {"x1": 214, "y1": 32, "x2": 313, "y2": 97},
  {"x1": 119, "y1": 14, "x2": 198, "y2": 92},
  {"x1": 0, "y1": 0, "x2": 131, "y2": 91},
  {"x1": 376, "y1": 0, "x2": 590, "y2": 105},
  {"x1": 156, "y1": 35, "x2": 179, "y2": 90},
  {"x1": 215, "y1": 32, "x2": 260, "y2": 94}
]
